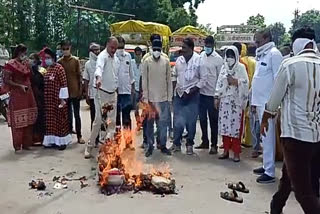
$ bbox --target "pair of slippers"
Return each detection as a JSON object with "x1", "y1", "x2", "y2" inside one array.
[{"x1": 220, "y1": 181, "x2": 249, "y2": 203}]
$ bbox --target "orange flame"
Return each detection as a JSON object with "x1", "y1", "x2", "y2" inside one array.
[{"x1": 98, "y1": 123, "x2": 172, "y2": 190}]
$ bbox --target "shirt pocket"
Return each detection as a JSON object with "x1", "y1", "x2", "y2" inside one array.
[
  {"x1": 121, "y1": 62, "x2": 130, "y2": 74},
  {"x1": 256, "y1": 63, "x2": 270, "y2": 77}
]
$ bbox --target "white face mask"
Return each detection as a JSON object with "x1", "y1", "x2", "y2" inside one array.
[
  {"x1": 89, "y1": 52, "x2": 97, "y2": 61},
  {"x1": 153, "y1": 51, "x2": 161, "y2": 59},
  {"x1": 117, "y1": 49, "x2": 125, "y2": 56},
  {"x1": 226, "y1": 58, "x2": 236, "y2": 67}
]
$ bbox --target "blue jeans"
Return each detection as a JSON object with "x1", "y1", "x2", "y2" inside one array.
[
  {"x1": 146, "y1": 101, "x2": 170, "y2": 150},
  {"x1": 173, "y1": 93, "x2": 200, "y2": 147},
  {"x1": 250, "y1": 111, "x2": 261, "y2": 151},
  {"x1": 116, "y1": 94, "x2": 132, "y2": 130}
]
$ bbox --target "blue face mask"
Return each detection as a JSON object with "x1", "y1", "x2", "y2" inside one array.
[
  {"x1": 45, "y1": 58, "x2": 53, "y2": 66},
  {"x1": 204, "y1": 47, "x2": 213, "y2": 55}
]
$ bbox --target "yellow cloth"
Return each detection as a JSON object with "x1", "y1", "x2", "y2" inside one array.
[
  {"x1": 241, "y1": 50, "x2": 256, "y2": 146},
  {"x1": 39, "y1": 67, "x2": 47, "y2": 75}
]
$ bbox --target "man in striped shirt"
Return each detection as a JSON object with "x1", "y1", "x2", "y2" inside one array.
[{"x1": 261, "y1": 27, "x2": 320, "y2": 214}]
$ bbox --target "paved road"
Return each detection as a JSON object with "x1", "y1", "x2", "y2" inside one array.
[{"x1": 0, "y1": 102, "x2": 302, "y2": 214}]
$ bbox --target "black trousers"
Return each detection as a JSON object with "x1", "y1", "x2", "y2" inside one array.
[
  {"x1": 116, "y1": 94, "x2": 132, "y2": 130},
  {"x1": 199, "y1": 94, "x2": 219, "y2": 147},
  {"x1": 271, "y1": 138, "x2": 320, "y2": 214},
  {"x1": 67, "y1": 98, "x2": 82, "y2": 138},
  {"x1": 89, "y1": 99, "x2": 95, "y2": 130}
]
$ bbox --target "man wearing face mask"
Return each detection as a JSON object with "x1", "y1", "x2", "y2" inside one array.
[
  {"x1": 142, "y1": 34, "x2": 168, "y2": 63},
  {"x1": 261, "y1": 27, "x2": 320, "y2": 214},
  {"x1": 142, "y1": 39, "x2": 172, "y2": 157},
  {"x1": 115, "y1": 36, "x2": 134, "y2": 148},
  {"x1": 196, "y1": 36, "x2": 223, "y2": 155},
  {"x1": 251, "y1": 29, "x2": 283, "y2": 184},
  {"x1": 83, "y1": 43, "x2": 101, "y2": 130},
  {"x1": 171, "y1": 38, "x2": 207, "y2": 155},
  {"x1": 142, "y1": 34, "x2": 169, "y2": 148}
]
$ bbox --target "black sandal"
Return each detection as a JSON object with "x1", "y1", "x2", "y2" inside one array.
[
  {"x1": 228, "y1": 181, "x2": 249, "y2": 193},
  {"x1": 220, "y1": 190, "x2": 243, "y2": 203}
]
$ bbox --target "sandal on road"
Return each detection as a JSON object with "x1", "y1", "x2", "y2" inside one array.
[
  {"x1": 220, "y1": 190, "x2": 243, "y2": 203},
  {"x1": 228, "y1": 181, "x2": 249, "y2": 193}
]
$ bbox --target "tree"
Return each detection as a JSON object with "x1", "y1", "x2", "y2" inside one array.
[
  {"x1": 167, "y1": 7, "x2": 196, "y2": 31},
  {"x1": 247, "y1": 14, "x2": 266, "y2": 28},
  {"x1": 290, "y1": 9, "x2": 320, "y2": 43},
  {"x1": 0, "y1": 0, "x2": 207, "y2": 57},
  {"x1": 268, "y1": 22, "x2": 286, "y2": 46},
  {"x1": 198, "y1": 23, "x2": 214, "y2": 35}
]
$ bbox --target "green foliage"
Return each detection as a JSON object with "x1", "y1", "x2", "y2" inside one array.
[
  {"x1": 290, "y1": 10, "x2": 320, "y2": 43},
  {"x1": 0, "y1": 0, "x2": 204, "y2": 57},
  {"x1": 247, "y1": 14, "x2": 266, "y2": 28},
  {"x1": 198, "y1": 23, "x2": 214, "y2": 35},
  {"x1": 268, "y1": 22, "x2": 286, "y2": 46}
]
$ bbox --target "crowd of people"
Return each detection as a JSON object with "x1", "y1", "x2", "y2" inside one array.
[{"x1": 1, "y1": 26, "x2": 320, "y2": 213}]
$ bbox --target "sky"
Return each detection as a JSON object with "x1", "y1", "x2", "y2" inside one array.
[{"x1": 195, "y1": 0, "x2": 320, "y2": 31}]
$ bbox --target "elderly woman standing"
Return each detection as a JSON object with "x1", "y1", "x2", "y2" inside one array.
[
  {"x1": 3, "y1": 44, "x2": 38, "y2": 152},
  {"x1": 43, "y1": 48, "x2": 71, "y2": 150},
  {"x1": 215, "y1": 46, "x2": 249, "y2": 162}
]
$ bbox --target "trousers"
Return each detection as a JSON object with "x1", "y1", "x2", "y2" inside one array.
[
  {"x1": 257, "y1": 105, "x2": 276, "y2": 177},
  {"x1": 88, "y1": 90, "x2": 117, "y2": 147}
]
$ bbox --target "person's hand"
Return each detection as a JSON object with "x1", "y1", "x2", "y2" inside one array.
[
  {"x1": 227, "y1": 75, "x2": 238, "y2": 86},
  {"x1": 59, "y1": 99, "x2": 66, "y2": 108},
  {"x1": 96, "y1": 77, "x2": 102, "y2": 89},
  {"x1": 189, "y1": 86, "x2": 200, "y2": 95},
  {"x1": 251, "y1": 105, "x2": 257, "y2": 114},
  {"x1": 20, "y1": 85, "x2": 29, "y2": 93},
  {"x1": 260, "y1": 119, "x2": 269, "y2": 137},
  {"x1": 214, "y1": 99, "x2": 220, "y2": 110}
]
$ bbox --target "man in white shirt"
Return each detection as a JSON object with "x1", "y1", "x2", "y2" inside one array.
[
  {"x1": 84, "y1": 37, "x2": 119, "y2": 159},
  {"x1": 131, "y1": 47, "x2": 143, "y2": 128},
  {"x1": 195, "y1": 36, "x2": 223, "y2": 155},
  {"x1": 83, "y1": 43, "x2": 101, "y2": 130},
  {"x1": 142, "y1": 39, "x2": 172, "y2": 157},
  {"x1": 115, "y1": 36, "x2": 134, "y2": 147},
  {"x1": 261, "y1": 27, "x2": 320, "y2": 214},
  {"x1": 170, "y1": 38, "x2": 208, "y2": 155},
  {"x1": 251, "y1": 29, "x2": 283, "y2": 183}
]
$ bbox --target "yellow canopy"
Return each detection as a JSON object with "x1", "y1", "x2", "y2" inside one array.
[
  {"x1": 110, "y1": 20, "x2": 172, "y2": 37},
  {"x1": 171, "y1": 26, "x2": 208, "y2": 47},
  {"x1": 172, "y1": 25, "x2": 208, "y2": 37},
  {"x1": 110, "y1": 20, "x2": 172, "y2": 52}
]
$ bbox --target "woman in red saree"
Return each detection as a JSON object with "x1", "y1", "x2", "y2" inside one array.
[
  {"x1": 3, "y1": 44, "x2": 38, "y2": 152},
  {"x1": 43, "y1": 48, "x2": 71, "y2": 150}
]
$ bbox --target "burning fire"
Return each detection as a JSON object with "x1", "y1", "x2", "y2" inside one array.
[{"x1": 98, "y1": 124, "x2": 175, "y2": 195}]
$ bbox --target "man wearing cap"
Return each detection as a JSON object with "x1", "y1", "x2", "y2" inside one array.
[{"x1": 142, "y1": 39, "x2": 172, "y2": 157}]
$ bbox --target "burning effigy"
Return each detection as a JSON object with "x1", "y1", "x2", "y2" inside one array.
[{"x1": 98, "y1": 128, "x2": 176, "y2": 196}]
